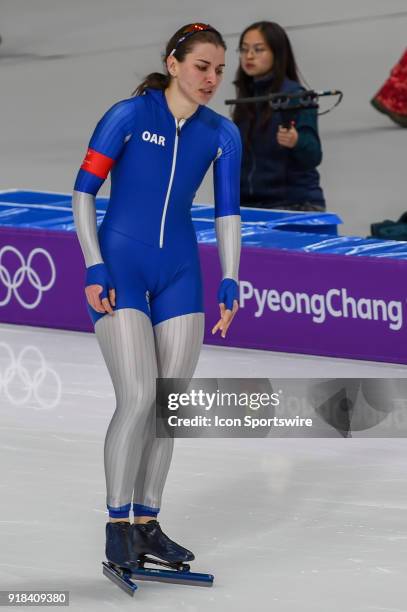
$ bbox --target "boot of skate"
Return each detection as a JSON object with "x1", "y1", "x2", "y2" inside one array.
[{"x1": 131, "y1": 520, "x2": 195, "y2": 564}]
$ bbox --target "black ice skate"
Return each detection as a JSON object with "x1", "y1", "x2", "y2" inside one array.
[
  {"x1": 128, "y1": 520, "x2": 213, "y2": 587},
  {"x1": 103, "y1": 521, "x2": 139, "y2": 595},
  {"x1": 132, "y1": 519, "x2": 195, "y2": 563},
  {"x1": 102, "y1": 520, "x2": 214, "y2": 594},
  {"x1": 105, "y1": 521, "x2": 133, "y2": 566}
]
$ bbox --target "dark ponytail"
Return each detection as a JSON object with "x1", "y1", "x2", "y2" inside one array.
[
  {"x1": 133, "y1": 72, "x2": 170, "y2": 96},
  {"x1": 133, "y1": 23, "x2": 226, "y2": 96}
]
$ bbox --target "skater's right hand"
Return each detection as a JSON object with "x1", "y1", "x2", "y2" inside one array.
[{"x1": 85, "y1": 263, "x2": 116, "y2": 315}]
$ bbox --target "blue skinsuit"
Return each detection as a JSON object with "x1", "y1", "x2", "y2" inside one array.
[{"x1": 74, "y1": 88, "x2": 241, "y2": 325}]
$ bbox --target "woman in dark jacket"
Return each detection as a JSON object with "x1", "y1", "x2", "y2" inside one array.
[{"x1": 233, "y1": 21, "x2": 325, "y2": 210}]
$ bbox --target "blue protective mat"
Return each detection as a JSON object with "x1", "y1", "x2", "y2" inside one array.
[
  {"x1": 1, "y1": 189, "x2": 406, "y2": 259},
  {"x1": 0, "y1": 190, "x2": 340, "y2": 234}
]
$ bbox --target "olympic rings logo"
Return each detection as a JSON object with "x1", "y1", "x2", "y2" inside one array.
[
  {"x1": 0, "y1": 343, "x2": 62, "y2": 410},
  {"x1": 0, "y1": 245, "x2": 56, "y2": 309}
]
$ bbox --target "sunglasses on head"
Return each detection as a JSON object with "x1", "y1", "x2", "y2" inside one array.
[{"x1": 169, "y1": 23, "x2": 217, "y2": 56}]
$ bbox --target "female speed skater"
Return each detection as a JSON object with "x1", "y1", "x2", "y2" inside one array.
[{"x1": 72, "y1": 23, "x2": 241, "y2": 576}]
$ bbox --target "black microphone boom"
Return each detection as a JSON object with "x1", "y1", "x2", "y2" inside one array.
[{"x1": 225, "y1": 89, "x2": 343, "y2": 122}]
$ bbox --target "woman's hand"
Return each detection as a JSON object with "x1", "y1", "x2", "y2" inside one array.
[
  {"x1": 277, "y1": 122, "x2": 298, "y2": 148},
  {"x1": 212, "y1": 300, "x2": 239, "y2": 338},
  {"x1": 85, "y1": 284, "x2": 116, "y2": 315},
  {"x1": 85, "y1": 263, "x2": 116, "y2": 315},
  {"x1": 212, "y1": 278, "x2": 239, "y2": 338}
]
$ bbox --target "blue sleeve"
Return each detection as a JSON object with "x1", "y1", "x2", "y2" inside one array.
[
  {"x1": 213, "y1": 118, "x2": 242, "y2": 218},
  {"x1": 74, "y1": 99, "x2": 135, "y2": 195},
  {"x1": 291, "y1": 108, "x2": 323, "y2": 169}
]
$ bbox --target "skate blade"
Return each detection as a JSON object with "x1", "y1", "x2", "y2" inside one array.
[
  {"x1": 130, "y1": 567, "x2": 214, "y2": 587},
  {"x1": 102, "y1": 561, "x2": 138, "y2": 596}
]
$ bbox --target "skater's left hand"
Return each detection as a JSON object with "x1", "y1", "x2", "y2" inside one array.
[
  {"x1": 212, "y1": 301, "x2": 239, "y2": 338},
  {"x1": 212, "y1": 278, "x2": 239, "y2": 339},
  {"x1": 277, "y1": 122, "x2": 298, "y2": 148}
]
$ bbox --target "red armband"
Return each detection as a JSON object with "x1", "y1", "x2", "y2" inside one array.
[{"x1": 80, "y1": 148, "x2": 115, "y2": 179}]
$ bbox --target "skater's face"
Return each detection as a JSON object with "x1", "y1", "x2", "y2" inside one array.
[
  {"x1": 239, "y1": 29, "x2": 274, "y2": 78},
  {"x1": 166, "y1": 42, "x2": 225, "y2": 105}
]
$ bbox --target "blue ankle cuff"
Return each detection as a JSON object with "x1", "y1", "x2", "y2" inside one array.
[
  {"x1": 107, "y1": 503, "x2": 131, "y2": 519},
  {"x1": 133, "y1": 503, "x2": 159, "y2": 518}
]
